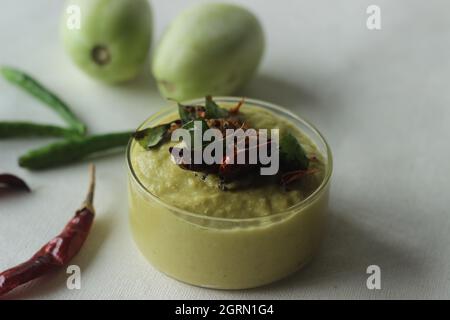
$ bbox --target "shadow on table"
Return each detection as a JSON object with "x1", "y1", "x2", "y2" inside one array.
[
  {"x1": 239, "y1": 74, "x2": 318, "y2": 111},
  {"x1": 119, "y1": 65, "x2": 158, "y2": 95},
  {"x1": 3, "y1": 211, "x2": 113, "y2": 299},
  {"x1": 236, "y1": 75, "x2": 421, "y2": 295},
  {"x1": 119, "y1": 71, "x2": 319, "y2": 108},
  {"x1": 254, "y1": 209, "x2": 422, "y2": 294}
]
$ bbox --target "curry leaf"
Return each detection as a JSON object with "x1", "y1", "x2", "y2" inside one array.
[
  {"x1": 279, "y1": 133, "x2": 309, "y2": 170},
  {"x1": 178, "y1": 103, "x2": 196, "y2": 123},
  {"x1": 205, "y1": 96, "x2": 229, "y2": 119},
  {"x1": 133, "y1": 123, "x2": 170, "y2": 149}
]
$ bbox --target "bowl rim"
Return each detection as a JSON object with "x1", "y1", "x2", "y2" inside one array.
[{"x1": 126, "y1": 96, "x2": 333, "y2": 223}]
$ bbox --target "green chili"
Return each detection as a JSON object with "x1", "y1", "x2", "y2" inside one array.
[
  {"x1": 18, "y1": 131, "x2": 133, "y2": 170},
  {"x1": 0, "y1": 121, "x2": 79, "y2": 139},
  {"x1": 1, "y1": 66, "x2": 86, "y2": 135}
]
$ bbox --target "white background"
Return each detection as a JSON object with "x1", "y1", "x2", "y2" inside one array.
[{"x1": 1, "y1": 0, "x2": 449, "y2": 299}]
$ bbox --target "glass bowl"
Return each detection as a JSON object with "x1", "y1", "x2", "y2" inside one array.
[{"x1": 127, "y1": 97, "x2": 333, "y2": 289}]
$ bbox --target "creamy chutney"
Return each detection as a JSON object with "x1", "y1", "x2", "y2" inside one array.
[{"x1": 127, "y1": 97, "x2": 332, "y2": 289}]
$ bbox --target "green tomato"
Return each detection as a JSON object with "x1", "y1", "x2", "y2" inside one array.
[
  {"x1": 152, "y1": 3, "x2": 264, "y2": 101},
  {"x1": 61, "y1": 0, "x2": 152, "y2": 83}
]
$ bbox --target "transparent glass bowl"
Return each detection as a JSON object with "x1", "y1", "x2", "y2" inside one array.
[{"x1": 127, "y1": 97, "x2": 333, "y2": 289}]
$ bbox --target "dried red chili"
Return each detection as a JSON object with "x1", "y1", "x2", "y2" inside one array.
[
  {"x1": 229, "y1": 97, "x2": 245, "y2": 114},
  {"x1": 0, "y1": 174, "x2": 30, "y2": 196},
  {"x1": 0, "y1": 165, "x2": 96, "y2": 297}
]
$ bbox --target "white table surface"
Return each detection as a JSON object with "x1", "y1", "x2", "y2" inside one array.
[{"x1": 1, "y1": 0, "x2": 449, "y2": 300}]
